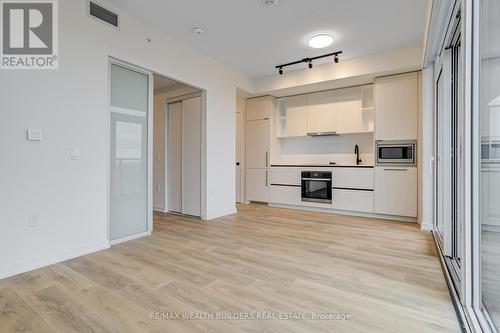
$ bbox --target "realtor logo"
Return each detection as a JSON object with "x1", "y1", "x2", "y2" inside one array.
[{"x1": 1, "y1": 0, "x2": 58, "y2": 69}]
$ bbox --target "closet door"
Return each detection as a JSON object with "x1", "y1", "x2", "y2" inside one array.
[
  {"x1": 181, "y1": 97, "x2": 202, "y2": 216},
  {"x1": 168, "y1": 102, "x2": 182, "y2": 213}
]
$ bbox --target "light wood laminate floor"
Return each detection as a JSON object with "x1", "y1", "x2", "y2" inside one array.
[{"x1": 0, "y1": 204, "x2": 460, "y2": 332}]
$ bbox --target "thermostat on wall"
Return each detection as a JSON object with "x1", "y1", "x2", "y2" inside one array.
[{"x1": 27, "y1": 129, "x2": 43, "y2": 141}]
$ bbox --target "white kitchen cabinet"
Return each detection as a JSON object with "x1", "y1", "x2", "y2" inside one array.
[
  {"x1": 285, "y1": 95, "x2": 308, "y2": 137},
  {"x1": 245, "y1": 119, "x2": 270, "y2": 169},
  {"x1": 332, "y1": 167, "x2": 374, "y2": 189},
  {"x1": 306, "y1": 91, "x2": 336, "y2": 134},
  {"x1": 246, "y1": 96, "x2": 271, "y2": 121},
  {"x1": 374, "y1": 72, "x2": 418, "y2": 140},
  {"x1": 269, "y1": 167, "x2": 301, "y2": 186},
  {"x1": 246, "y1": 96, "x2": 273, "y2": 203},
  {"x1": 332, "y1": 189, "x2": 374, "y2": 213},
  {"x1": 336, "y1": 87, "x2": 362, "y2": 134},
  {"x1": 374, "y1": 166, "x2": 417, "y2": 217},
  {"x1": 270, "y1": 185, "x2": 301, "y2": 205},
  {"x1": 246, "y1": 169, "x2": 269, "y2": 202}
]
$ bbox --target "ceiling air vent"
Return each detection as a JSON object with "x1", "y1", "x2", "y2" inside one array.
[{"x1": 88, "y1": 1, "x2": 119, "y2": 28}]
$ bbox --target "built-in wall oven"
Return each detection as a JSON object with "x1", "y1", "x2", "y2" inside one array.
[
  {"x1": 376, "y1": 140, "x2": 417, "y2": 166},
  {"x1": 301, "y1": 171, "x2": 332, "y2": 204}
]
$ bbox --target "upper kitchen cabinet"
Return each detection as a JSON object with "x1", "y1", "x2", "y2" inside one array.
[
  {"x1": 285, "y1": 95, "x2": 308, "y2": 137},
  {"x1": 336, "y1": 86, "x2": 363, "y2": 134},
  {"x1": 276, "y1": 84, "x2": 374, "y2": 138},
  {"x1": 374, "y1": 72, "x2": 418, "y2": 141},
  {"x1": 306, "y1": 91, "x2": 336, "y2": 134},
  {"x1": 246, "y1": 96, "x2": 271, "y2": 121}
]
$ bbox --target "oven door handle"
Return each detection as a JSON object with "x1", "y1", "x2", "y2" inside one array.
[{"x1": 301, "y1": 178, "x2": 332, "y2": 181}]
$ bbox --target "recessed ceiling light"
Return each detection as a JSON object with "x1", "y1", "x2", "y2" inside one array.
[
  {"x1": 308, "y1": 34, "x2": 333, "y2": 49},
  {"x1": 262, "y1": 0, "x2": 279, "y2": 7},
  {"x1": 192, "y1": 27, "x2": 205, "y2": 35}
]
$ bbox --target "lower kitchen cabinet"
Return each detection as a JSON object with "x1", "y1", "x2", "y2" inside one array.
[
  {"x1": 374, "y1": 167, "x2": 417, "y2": 217},
  {"x1": 332, "y1": 167, "x2": 374, "y2": 189},
  {"x1": 269, "y1": 185, "x2": 301, "y2": 205},
  {"x1": 331, "y1": 189, "x2": 374, "y2": 213},
  {"x1": 269, "y1": 167, "x2": 301, "y2": 186},
  {"x1": 246, "y1": 168, "x2": 269, "y2": 202}
]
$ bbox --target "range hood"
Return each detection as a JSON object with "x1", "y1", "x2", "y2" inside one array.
[{"x1": 307, "y1": 131, "x2": 339, "y2": 137}]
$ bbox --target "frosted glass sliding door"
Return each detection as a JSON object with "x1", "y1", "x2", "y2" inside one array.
[{"x1": 110, "y1": 63, "x2": 149, "y2": 241}]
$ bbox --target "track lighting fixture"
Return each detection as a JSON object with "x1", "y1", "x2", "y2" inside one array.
[{"x1": 275, "y1": 51, "x2": 342, "y2": 75}]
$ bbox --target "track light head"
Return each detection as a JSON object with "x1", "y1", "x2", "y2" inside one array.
[
  {"x1": 334, "y1": 55, "x2": 339, "y2": 63},
  {"x1": 278, "y1": 67, "x2": 283, "y2": 75},
  {"x1": 308, "y1": 61, "x2": 313, "y2": 69}
]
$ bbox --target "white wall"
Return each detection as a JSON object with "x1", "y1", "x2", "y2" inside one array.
[
  {"x1": 270, "y1": 133, "x2": 374, "y2": 166},
  {"x1": 0, "y1": 0, "x2": 253, "y2": 278},
  {"x1": 253, "y1": 43, "x2": 423, "y2": 96},
  {"x1": 153, "y1": 86, "x2": 200, "y2": 212}
]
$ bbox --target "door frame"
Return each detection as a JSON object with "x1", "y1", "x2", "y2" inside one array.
[
  {"x1": 164, "y1": 91, "x2": 207, "y2": 219},
  {"x1": 107, "y1": 57, "x2": 154, "y2": 245}
]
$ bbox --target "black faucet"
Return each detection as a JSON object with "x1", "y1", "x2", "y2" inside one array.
[{"x1": 354, "y1": 144, "x2": 362, "y2": 165}]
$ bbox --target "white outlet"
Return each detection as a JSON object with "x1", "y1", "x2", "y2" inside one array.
[
  {"x1": 28, "y1": 214, "x2": 40, "y2": 227},
  {"x1": 70, "y1": 148, "x2": 80, "y2": 160}
]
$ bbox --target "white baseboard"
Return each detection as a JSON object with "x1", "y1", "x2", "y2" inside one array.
[
  {"x1": 109, "y1": 231, "x2": 151, "y2": 246},
  {"x1": 0, "y1": 242, "x2": 110, "y2": 280},
  {"x1": 153, "y1": 206, "x2": 167, "y2": 213},
  {"x1": 204, "y1": 208, "x2": 238, "y2": 221},
  {"x1": 420, "y1": 223, "x2": 434, "y2": 231}
]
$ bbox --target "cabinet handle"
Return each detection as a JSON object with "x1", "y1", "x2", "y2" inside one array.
[
  {"x1": 266, "y1": 170, "x2": 269, "y2": 186},
  {"x1": 384, "y1": 168, "x2": 408, "y2": 172},
  {"x1": 265, "y1": 151, "x2": 269, "y2": 167}
]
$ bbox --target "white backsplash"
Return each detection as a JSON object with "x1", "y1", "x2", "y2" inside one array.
[{"x1": 271, "y1": 132, "x2": 374, "y2": 165}]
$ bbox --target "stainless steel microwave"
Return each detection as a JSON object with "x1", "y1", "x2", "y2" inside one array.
[{"x1": 376, "y1": 140, "x2": 417, "y2": 166}]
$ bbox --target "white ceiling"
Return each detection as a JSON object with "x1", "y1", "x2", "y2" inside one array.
[{"x1": 108, "y1": 0, "x2": 429, "y2": 78}]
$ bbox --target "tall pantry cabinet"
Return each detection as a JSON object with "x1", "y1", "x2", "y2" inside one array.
[
  {"x1": 374, "y1": 72, "x2": 419, "y2": 218},
  {"x1": 245, "y1": 96, "x2": 274, "y2": 202}
]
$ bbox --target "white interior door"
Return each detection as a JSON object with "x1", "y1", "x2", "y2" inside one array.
[
  {"x1": 168, "y1": 102, "x2": 182, "y2": 213},
  {"x1": 110, "y1": 63, "x2": 149, "y2": 241},
  {"x1": 181, "y1": 97, "x2": 202, "y2": 216}
]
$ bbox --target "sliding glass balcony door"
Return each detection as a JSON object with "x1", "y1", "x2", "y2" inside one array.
[
  {"x1": 434, "y1": 8, "x2": 464, "y2": 295},
  {"x1": 478, "y1": 0, "x2": 500, "y2": 329}
]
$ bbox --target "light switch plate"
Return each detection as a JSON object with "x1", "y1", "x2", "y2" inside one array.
[
  {"x1": 27, "y1": 129, "x2": 42, "y2": 141},
  {"x1": 70, "y1": 148, "x2": 80, "y2": 160}
]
